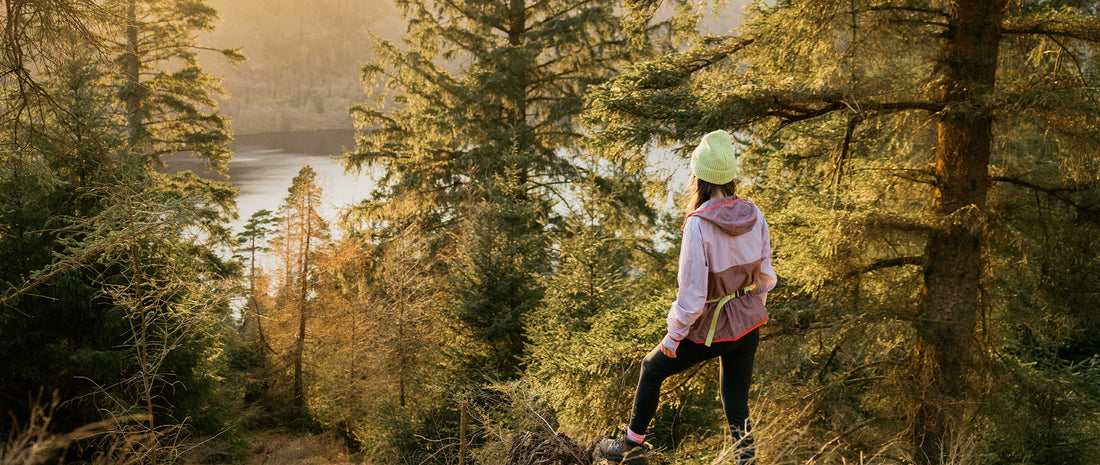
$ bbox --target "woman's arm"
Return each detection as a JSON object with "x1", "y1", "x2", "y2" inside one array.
[
  {"x1": 755, "y1": 217, "x2": 778, "y2": 306},
  {"x1": 663, "y1": 218, "x2": 709, "y2": 355}
]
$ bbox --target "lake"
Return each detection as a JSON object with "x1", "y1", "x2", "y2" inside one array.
[{"x1": 163, "y1": 129, "x2": 376, "y2": 233}]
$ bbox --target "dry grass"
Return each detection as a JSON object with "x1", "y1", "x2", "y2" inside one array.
[
  {"x1": 0, "y1": 398, "x2": 156, "y2": 465},
  {"x1": 242, "y1": 432, "x2": 359, "y2": 465},
  {"x1": 2, "y1": 396, "x2": 362, "y2": 465}
]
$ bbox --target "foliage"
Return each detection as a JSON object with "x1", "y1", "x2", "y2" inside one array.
[
  {"x1": 110, "y1": 0, "x2": 244, "y2": 172},
  {"x1": 444, "y1": 177, "x2": 552, "y2": 380},
  {"x1": 235, "y1": 208, "x2": 281, "y2": 365},
  {"x1": 0, "y1": 0, "x2": 243, "y2": 460},
  {"x1": 262, "y1": 166, "x2": 332, "y2": 415},
  {"x1": 7, "y1": 1, "x2": 1100, "y2": 464},
  {"x1": 525, "y1": 163, "x2": 664, "y2": 431},
  {"x1": 584, "y1": 0, "x2": 1100, "y2": 462},
  {"x1": 304, "y1": 228, "x2": 442, "y2": 461},
  {"x1": 346, "y1": 0, "x2": 678, "y2": 395},
  {"x1": 0, "y1": 62, "x2": 241, "y2": 459}
]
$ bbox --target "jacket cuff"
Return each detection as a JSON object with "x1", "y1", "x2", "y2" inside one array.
[{"x1": 661, "y1": 334, "x2": 681, "y2": 353}]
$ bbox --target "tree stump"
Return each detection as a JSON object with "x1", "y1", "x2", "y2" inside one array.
[{"x1": 505, "y1": 430, "x2": 596, "y2": 465}]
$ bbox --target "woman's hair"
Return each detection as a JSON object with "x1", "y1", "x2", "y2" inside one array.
[{"x1": 685, "y1": 175, "x2": 737, "y2": 214}]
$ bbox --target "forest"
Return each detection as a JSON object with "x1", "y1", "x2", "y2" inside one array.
[
  {"x1": 2, "y1": 0, "x2": 1099, "y2": 464},
  {"x1": 197, "y1": 0, "x2": 404, "y2": 133}
]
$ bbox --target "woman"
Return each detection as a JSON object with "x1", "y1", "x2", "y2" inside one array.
[{"x1": 599, "y1": 130, "x2": 777, "y2": 465}]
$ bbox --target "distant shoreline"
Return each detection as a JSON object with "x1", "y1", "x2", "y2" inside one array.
[
  {"x1": 163, "y1": 128, "x2": 360, "y2": 179},
  {"x1": 231, "y1": 128, "x2": 357, "y2": 157},
  {"x1": 230, "y1": 127, "x2": 354, "y2": 138}
]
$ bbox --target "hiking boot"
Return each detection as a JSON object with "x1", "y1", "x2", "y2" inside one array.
[
  {"x1": 597, "y1": 435, "x2": 648, "y2": 464},
  {"x1": 731, "y1": 429, "x2": 755, "y2": 465},
  {"x1": 733, "y1": 446, "x2": 755, "y2": 465}
]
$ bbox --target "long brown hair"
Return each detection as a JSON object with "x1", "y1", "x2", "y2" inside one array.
[{"x1": 685, "y1": 175, "x2": 737, "y2": 214}]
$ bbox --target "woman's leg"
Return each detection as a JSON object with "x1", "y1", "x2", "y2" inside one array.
[
  {"x1": 719, "y1": 329, "x2": 760, "y2": 445},
  {"x1": 628, "y1": 342, "x2": 729, "y2": 436}
]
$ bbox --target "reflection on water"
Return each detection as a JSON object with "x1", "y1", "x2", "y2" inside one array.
[{"x1": 163, "y1": 129, "x2": 374, "y2": 232}]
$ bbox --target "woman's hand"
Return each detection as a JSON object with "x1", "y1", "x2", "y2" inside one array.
[{"x1": 659, "y1": 334, "x2": 679, "y2": 358}]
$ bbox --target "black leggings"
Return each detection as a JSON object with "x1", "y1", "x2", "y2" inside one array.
[{"x1": 628, "y1": 328, "x2": 760, "y2": 438}]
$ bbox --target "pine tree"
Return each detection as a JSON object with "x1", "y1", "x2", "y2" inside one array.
[
  {"x1": 269, "y1": 166, "x2": 331, "y2": 412},
  {"x1": 235, "y1": 209, "x2": 280, "y2": 358},
  {"x1": 347, "y1": 0, "x2": 673, "y2": 382},
  {"x1": 1, "y1": 57, "x2": 240, "y2": 443},
  {"x1": 348, "y1": 0, "x2": 641, "y2": 225},
  {"x1": 585, "y1": 0, "x2": 1100, "y2": 462},
  {"x1": 112, "y1": 0, "x2": 243, "y2": 172},
  {"x1": 1, "y1": 0, "x2": 243, "y2": 453}
]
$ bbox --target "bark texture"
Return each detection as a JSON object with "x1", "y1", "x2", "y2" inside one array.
[{"x1": 912, "y1": 0, "x2": 1005, "y2": 462}]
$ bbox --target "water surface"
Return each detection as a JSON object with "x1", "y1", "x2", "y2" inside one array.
[{"x1": 164, "y1": 129, "x2": 375, "y2": 232}]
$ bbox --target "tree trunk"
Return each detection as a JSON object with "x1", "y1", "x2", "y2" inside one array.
[
  {"x1": 294, "y1": 297, "x2": 306, "y2": 409},
  {"x1": 250, "y1": 237, "x2": 269, "y2": 370},
  {"x1": 293, "y1": 191, "x2": 314, "y2": 409},
  {"x1": 507, "y1": 0, "x2": 530, "y2": 198},
  {"x1": 130, "y1": 241, "x2": 156, "y2": 433},
  {"x1": 912, "y1": 1, "x2": 1003, "y2": 462},
  {"x1": 123, "y1": 0, "x2": 143, "y2": 145},
  {"x1": 398, "y1": 317, "x2": 407, "y2": 408}
]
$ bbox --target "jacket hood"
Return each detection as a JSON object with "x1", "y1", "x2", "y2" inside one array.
[{"x1": 687, "y1": 196, "x2": 757, "y2": 237}]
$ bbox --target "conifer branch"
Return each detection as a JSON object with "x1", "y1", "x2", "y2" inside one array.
[
  {"x1": 682, "y1": 36, "x2": 756, "y2": 75},
  {"x1": 844, "y1": 256, "x2": 923, "y2": 279},
  {"x1": 765, "y1": 102, "x2": 845, "y2": 122},
  {"x1": 1041, "y1": 34, "x2": 1086, "y2": 83},
  {"x1": 524, "y1": 0, "x2": 553, "y2": 14},
  {"x1": 831, "y1": 114, "x2": 862, "y2": 189},
  {"x1": 991, "y1": 176, "x2": 1100, "y2": 219},
  {"x1": 856, "y1": 167, "x2": 938, "y2": 186},
  {"x1": 1002, "y1": 15, "x2": 1100, "y2": 43},
  {"x1": 421, "y1": 7, "x2": 486, "y2": 55},
  {"x1": 884, "y1": 18, "x2": 951, "y2": 29},
  {"x1": 537, "y1": 0, "x2": 598, "y2": 27},
  {"x1": 863, "y1": 5, "x2": 948, "y2": 17},
  {"x1": 766, "y1": 100, "x2": 941, "y2": 125},
  {"x1": 0, "y1": 223, "x2": 160, "y2": 309},
  {"x1": 437, "y1": 0, "x2": 508, "y2": 35},
  {"x1": 865, "y1": 101, "x2": 944, "y2": 113}
]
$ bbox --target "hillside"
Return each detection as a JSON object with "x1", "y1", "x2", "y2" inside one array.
[
  {"x1": 196, "y1": 0, "x2": 746, "y2": 134},
  {"x1": 198, "y1": 0, "x2": 404, "y2": 133}
]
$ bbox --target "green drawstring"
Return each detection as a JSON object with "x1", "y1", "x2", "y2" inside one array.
[{"x1": 704, "y1": 284, "x2": 756, "y2": 346}]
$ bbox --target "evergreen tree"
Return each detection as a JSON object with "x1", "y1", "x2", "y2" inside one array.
[
  {"x1": 1, "y1": 0, "x2": 243, "y2": 449},
  {"x1": 524, "y1": 163, "x2": 664, "y2": 433},
  {"x1": 1, "y1": 59, "x2": 128, "y2": 437},
  {"x1": 585, "y1": 0, "x2": 1100, "y2": 462},
  {"x1": 236, "y1": 208, "x2": 280, "y2": 357},
  {"x1": 347, "y1": 0, "x2": 672, "y2": 381},
  {"x1": 112, "y1": 0, "x2": 243, "y2": 171},
  {"x1": 306, "y1": 226, "x2": 441, "y2": 461},
  {"x1": 0, "y1": 57, "x2": 240, "y2": 445},
  {"x1": 269, "y1": 166, "x2": 331, "y2": 412}
]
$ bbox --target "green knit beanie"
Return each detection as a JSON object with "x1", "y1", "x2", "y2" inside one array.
[{"x1": 691, "y1": 130, "x2": 738, "y2": 185}]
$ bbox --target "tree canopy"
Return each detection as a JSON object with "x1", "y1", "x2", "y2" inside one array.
[{"x1": 586, "y1": 0, "x2": 1100, "y2": 462}]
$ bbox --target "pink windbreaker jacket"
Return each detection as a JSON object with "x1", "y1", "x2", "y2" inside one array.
[{"x1": 661, "y1": 196, "x2": 777, "y2": 353}]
